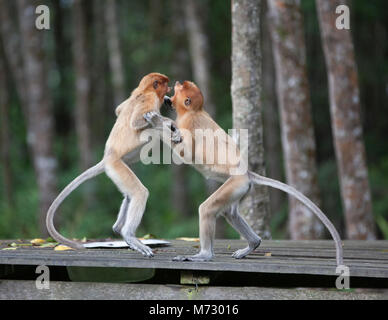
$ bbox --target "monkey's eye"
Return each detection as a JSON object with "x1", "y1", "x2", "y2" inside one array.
[
  {"x1": 184, "y1": 97, "x2": 191, "y2": 106},
  {"x1": 153, "y1": 81, "x2": 159, "y2": 89}
]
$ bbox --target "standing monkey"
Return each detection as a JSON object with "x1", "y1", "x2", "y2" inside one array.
[
  {"x1": 162, "y1": 81, "x2": 343, "y2": 266},
  {"x1": 46, "y1": 73, "x2": 182, "y2": 257}
]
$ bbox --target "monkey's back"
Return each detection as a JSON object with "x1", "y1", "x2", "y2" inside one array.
[{"x1": 178, "y1": 111, "x2": 243, "y2": 178}]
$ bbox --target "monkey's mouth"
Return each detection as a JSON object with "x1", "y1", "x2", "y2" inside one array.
[{"x1": 163, "y1": 96, "x2": 173, "y2": 109}]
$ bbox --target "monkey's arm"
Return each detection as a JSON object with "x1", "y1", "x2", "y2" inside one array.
[{"x1": 129, "y1": 93, "x2": 159, "y2": 130}]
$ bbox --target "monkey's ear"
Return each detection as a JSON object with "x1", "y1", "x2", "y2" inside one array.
[
  {"x1": 153, "y1": 81, "x2": 158, "y2": 89},
  {"x1": 184, "y1": 97, "x2": 191, "y2": 107}
]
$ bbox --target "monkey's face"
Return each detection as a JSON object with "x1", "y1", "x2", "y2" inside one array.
[
  {"x1": 171, "y1": 81, "x2": 204, "y2": 116},
  {"x1": 140, "y1": 72, "x2": 171, "y2": 102}
]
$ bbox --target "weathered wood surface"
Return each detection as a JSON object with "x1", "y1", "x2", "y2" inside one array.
[
  {"x1": 1, "y1": 240, "x2": 388, "y2": 278},
  {"x1": 1, "y1": 280, "x2": 387, "y2": 300}
]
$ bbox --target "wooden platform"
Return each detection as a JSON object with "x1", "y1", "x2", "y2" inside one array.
[{"x1": 1, "y1": 239, "x2": 388, "y2": 278}]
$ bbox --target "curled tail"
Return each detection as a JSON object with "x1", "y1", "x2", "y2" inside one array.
[
  {"x1": 249, "y1": 171, "x2": 343, "y2": 266},
  {"x1": 46, "y1": 161, "x2": 105, "y2": 249}
]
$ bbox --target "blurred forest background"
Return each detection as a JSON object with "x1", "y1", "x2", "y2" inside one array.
[{"x1": 0, "y1": 0, "x2": 387, "y2": 242}]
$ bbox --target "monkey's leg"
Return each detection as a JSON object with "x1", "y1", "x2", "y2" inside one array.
[
  {"x1": 223, "y1": 203, "x2": 262, "y2": 259},
  {"x1": 112, "y1": 196, "x2": 129, "y2": 234},
  {"x1": 105, "y1": 158, "x2": 153, "y2": 257},
  {"x1": 173, "y1": 175, "x2": 250, "y2": 262}
]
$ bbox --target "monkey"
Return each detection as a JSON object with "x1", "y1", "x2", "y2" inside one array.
[
  {"x1": 46, "y1": 73, "x2": 182, "y2": 257},
  {"x1": 160, "y1": 81, "x2": 343, "y2": 266}
]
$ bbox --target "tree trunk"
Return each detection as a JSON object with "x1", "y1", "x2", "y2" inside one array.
[
  {"x1": 267, "y1": 0, "x2": 324, "y2": 239},
  {"x1": 231, "y1": 0, "x2": 271, "y2": 239},
  {"x1": 17, "y1": 0, "x2": 58, "y2": 236},
  {"x1": 0, "y1": 0, "x2": 27, "y2": 109},
  {"x1": 168, "y1": 0, "x2": 192, "y2": 219},
  {"x1": 316, "y1": 0, "x2": 376, "y2": 239},
  {"x1": 261, "y1": 0, "x2": 285, "y2": 217},
  {"x1": 184, "y1": 0, "x2": 225, "y2": 236},
  {"x1": 91, "y1": 0, "x2": 108, "y2": 146},
  {"x1": 184, "y1": 0, "x2": 215, "y2": 118},
  {"x1": 0, "y1": 41, "x2": 13, "y2": 208},
  {"x1": 105, "y1": 0, "x2": 126, "y2": 106},
  {"x1": 73, "y1": 0, "x2": 93, "y2": 171}
]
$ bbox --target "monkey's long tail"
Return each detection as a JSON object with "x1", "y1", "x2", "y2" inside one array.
[
  {"x1": 249, "y1": 171, "x2": 343, "y2": 267},
  {"x1": 46, "y1": 161, "x2": 105, "y2": 249}
]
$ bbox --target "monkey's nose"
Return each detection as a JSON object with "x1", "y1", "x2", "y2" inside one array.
[{"x1": 164, "y1": 96, "x2": 172, "y2": 108}]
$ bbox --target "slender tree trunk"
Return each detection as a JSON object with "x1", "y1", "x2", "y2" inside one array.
[
  {"x1": 268, "y1": 0, "x2": 324, "y2": 239},
  {"x1": 231, "y1": 0, "x2": 271, "y2": 239},
  {"x1": 0, "y1": 0, "x2": 27, "y2": 109},
  {"x1": 261, "y1": 0, "x2": 285, "y2": 216},
  {"x1": 168, "y1": 0, "x2": 192, "y2": 219},
  {"x1": 149, "y1": 0, "x2": 163, "y2": 41},
  {"x1": 17, "y1": 0, "x2": 58, "y2": 236},
  {"x1": 52, "y1": 0, "x2": 70, "y2": 116},
  {"x1": 91, "y1": 0, "x2": 108, "y2": 146},
  {"x1": 184, "y1": 0, "x2": 215, "y2": 118},
  {"x1": 184, "y1": 0, "x2": 225, "y2": 236},
  {"x1": 0, "y1": 41, "x2": 13, "y2": 208},
  {"x1": 73, "y1": 0, "x2": 93, "y2": 171},
  {"x1": 105, "y1": 0, "x2": 126, "y2": 106},
  {"x1": 316, "y1": 0, "x2": 376, "y2": 239}
]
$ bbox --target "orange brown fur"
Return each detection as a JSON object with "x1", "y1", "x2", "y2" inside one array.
[
  {"x1": 170, "y1": 81, "x2": 343, "y2": 265},
  {"x1": 46, "y1": 73, "x2": 179, "y2": 257}
]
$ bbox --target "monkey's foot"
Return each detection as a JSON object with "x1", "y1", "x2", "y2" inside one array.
[
  {"x1": 172, "y1": 252, "x2": 213, "y2": 262},
  {"x1": 124, "y1": 236, "x2": 154, "y2": 257},
  {"x1": 232, "y1": 239, "x2": 261, "y2": 259},
  {"x1": 112, "y1": 224, "x2": 121, "y2": 235}
]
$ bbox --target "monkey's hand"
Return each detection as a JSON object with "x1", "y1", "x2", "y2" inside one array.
[
  {"x1": 169, "y1": 122, "x2": 182, "y2": 144},
  {"x1": 144, "y1": 112, "x2": 182, "y2": 144},
  {"x1": 143, "y1": 111, "x2": 160, "y2": 127}
]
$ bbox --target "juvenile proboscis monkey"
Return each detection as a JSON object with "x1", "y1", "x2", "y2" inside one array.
[
  {"x1": 161, "y1": 81, "x2": 343, "y2": 266},
  {"x1": 46, "y1": 73, "x2": 182, "y2": 257}
]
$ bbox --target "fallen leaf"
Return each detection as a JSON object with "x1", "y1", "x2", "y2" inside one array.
[
  {"x1": 38, "y1": 243, "x2": 57, "y2": 248},
  {"x1": 2, "y1": 247, "x2": 17, "y2": 250},
  {"x1": 176, "y1": 237, "x2": 200, "y2": 242},
  {"x1": 227, "y1": 244, "x2": 231, "y2": 250},
  {"x1": 30, "y1": 238, "x2": 46, "y2": 245},
  {"x1": 141, "y1": 234, "x2": 157, "y2": 240},
  {"x1": 81, "y1": 237, "x2": 87, "y2": 243},
  {"x1": 264, "y1": 252, "x2": 272, "y2": 257},
  {"x1": 10, "y1": 242, "x2": 32, "y2": 247},
  {"x1": 54, "y1": 245, "x2": 74, "y2": 251}
]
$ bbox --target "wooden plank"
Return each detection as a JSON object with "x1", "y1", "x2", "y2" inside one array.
[
  {"x1": 1, "y1": 280, "x2": 387, "y2": 300},
  {"x1": 1, "y1": 240, "x2": 387, "y2": 278}
]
